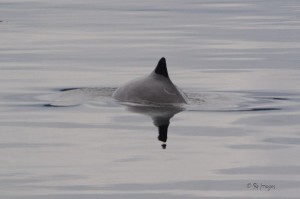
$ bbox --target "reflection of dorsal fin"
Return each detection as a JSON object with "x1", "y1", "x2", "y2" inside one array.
[
  {"x1": 158, "y1": 124, "x2": 169, "y2": 143},
  {"x1": 154, "y1": 57, "x2": 169, "y2": 79}
]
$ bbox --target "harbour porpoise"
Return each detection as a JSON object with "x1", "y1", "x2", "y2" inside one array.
[{"x1": 112, "y1": 57, "x2": 188, "y2": 105}]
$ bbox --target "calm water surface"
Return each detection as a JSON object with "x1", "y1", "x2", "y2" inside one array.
[{"x1": 1, "y1": 0, "x2": 300, "y2": 198}]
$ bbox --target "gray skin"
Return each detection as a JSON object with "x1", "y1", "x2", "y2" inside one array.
[{"x1": 112, "y1": 57, "x2": 188, "y2": 105}]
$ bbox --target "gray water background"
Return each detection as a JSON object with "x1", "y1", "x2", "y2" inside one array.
[{"x1": 1, "y1": 0, "x2": 300, "y2": 198}]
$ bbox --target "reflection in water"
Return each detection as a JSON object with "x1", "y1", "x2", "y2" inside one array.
[{"x1": 126, "y1": 105, "x2": 184, "y2": 149}]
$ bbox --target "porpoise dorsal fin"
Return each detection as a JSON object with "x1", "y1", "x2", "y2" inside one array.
[{"x1": 153, "y1": 57, "x2": 169, "y2": 79}]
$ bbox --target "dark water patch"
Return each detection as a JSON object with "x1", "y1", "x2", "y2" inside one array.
[
  {"x1": 272, "y1": 97, "x2": 289, "y2": 101},
  {"x1": 59, "y1": 88, "x2": 82, "y2": 92},
  {"x1": 243, "y1": 107, "x2": 281, "y2": 111},
  {"x1": 225, "y1": 91, "x2": 300, "y2": 105},
  {"x1": 233, "y1": 114, "x2": 300, "y2": 126},
  {"x1": 218, "y1": 166, "x2": 300, "y2": 175},
  {"x1": 187, "y1": 107, "x2": 281, "y2": 112},
  {"x1": 264, "y1": 137, "x2": 300, "y2": 145},
  {"x1": 43, "y1": 103, "x2": 80, "y2": 108}
]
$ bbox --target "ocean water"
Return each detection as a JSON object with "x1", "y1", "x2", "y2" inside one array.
[{"x1": 1, "y1": 0, "x2": 300, "y2": 198}]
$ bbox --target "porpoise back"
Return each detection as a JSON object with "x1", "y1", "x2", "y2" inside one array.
[{"x1": 112, "y1": 57, "x2": 188, "y2": 105}]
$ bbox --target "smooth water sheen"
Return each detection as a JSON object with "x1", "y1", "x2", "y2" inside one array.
[{"x1": 1, "y1": 0, "x2": 300, "y2": 198}]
